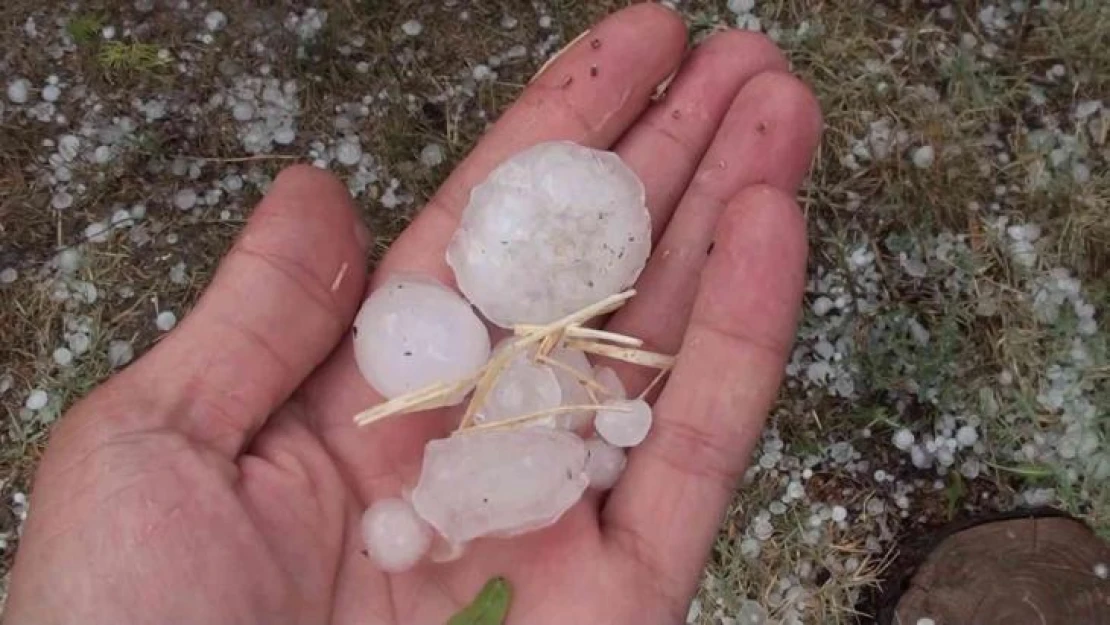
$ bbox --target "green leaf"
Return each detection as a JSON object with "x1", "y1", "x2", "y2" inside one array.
[{"x1": 446, "y1": 576, "x2": 513, "y2": 625}]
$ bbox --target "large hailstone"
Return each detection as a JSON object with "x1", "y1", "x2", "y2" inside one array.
[
  {"x1": 447, "y1": 140, "x2": 651, "y2": 327},
  {"x1": 410, "y1": 428, "x2": 589, "y2": 545},
  {"x1": 353, "y1": 274, "x2": 490, "y2": 402},
  {"x1": 360, "y1": 498, "x2": 433, "y2": 573}
]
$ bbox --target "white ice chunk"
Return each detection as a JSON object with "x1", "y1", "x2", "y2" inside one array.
[
  {"x1": 447, "y1": 141, "x2": 651, "y2": 327},
  {"x1": 352, "y1": 274, "x2": 490, "y2": 402},
  {"x1": 360, "y1": 498, "x2": 433, "y2": 573},
  {"x1": 595, "y1": 398, "x2": 652, "y2": 448},
  {"x1": 411, "y1": 428, "x2": 588, "y2": 544},
  {"x1": 584, "y1": 437, "x2": 626, "y2": 490},
  {"x1": 474, "y1": 340, "x2": 562, "y2": 426}
]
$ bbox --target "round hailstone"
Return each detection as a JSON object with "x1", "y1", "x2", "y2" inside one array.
[
  {"x1": 911, "y1": 145, "x2": 935, "y2": 169},
  {"x1": 0, "y1": 267, "x2": 17, "y2": 284},
  {"x1": 335, "y1": 140, "x2": 362, "y2": 166},
  {"x1": 51, "y1": 191, "x2": 74, "y2": 210},
  {"x1": 594, "y1": 398, "x2": 652, "y2": 448},
  {"x1": 41, "y1": 84, "x2": 61, "y2": 102},
  {"x1": 52, "y1": 347, "x2": 74, "y2": 366},
  {"x1": 174, "y1": 189, "x2": 197, "y2": 210},
  {"x1": 232, "y1": 101, "x2": 254, "y2": 121},
  {"x1": 107, "y1": 340, "x2": 134, "y2": 368},
  {"x1": 7, "y1": 78, "x2": 30, "y2": 104},
  {"x1": 892, "y1": 428, "x2": 915, "y2": 451},
  {"x1": 352, "y1": 274, "x2": 490, "y2": 402},
  {"x1": 68, "y1": 332, "x2": 91, "y2": 355},
  {"x1": 410, "y1": 428, "x2": 588, "y2": 545},
  {"x1": 594, "y1": 365, "x2": 627, "y2": 399},
  {"x1": 446, "y1": 140, "x2": 650, "y2": 327},
  {"x1": 156, "y1": 310, "x2": 178, "y2": 332},
  {"x1": 474, "y1": 341, "x2": 562, "y2": 426},
  {"x1": 401, "y1": 19, "x2": 423, "y2": 36},
  {"x1": 205, "y1": 10, "x2": 228, "y2": 32},
  {"x1": 584, "y1": 437, "x2": 626, "y2": 490},
  {"x1": 360, "y1": 498, "x2": 433, "y2": 573},
  {"x1": 25, "y1": 389, "x2": 49, "y2": 411},
  {"x1": 419, "y1": 143, "x2": 444, "y2": 167}
]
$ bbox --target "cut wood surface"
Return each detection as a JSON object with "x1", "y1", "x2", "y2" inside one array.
[{"x1": 894, "y1": 516, "x2": 1110, "y2": 625}]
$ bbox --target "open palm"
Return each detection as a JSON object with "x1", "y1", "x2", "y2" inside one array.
[{"x1": 4, "y1": 6, "x2": 821, "y2": 625}]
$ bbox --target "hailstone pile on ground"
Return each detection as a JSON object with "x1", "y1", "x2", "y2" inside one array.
[{"x1": 350, "y1": 140, "x2": 673, "y2": 573}]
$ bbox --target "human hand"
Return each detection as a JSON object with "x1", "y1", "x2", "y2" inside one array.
[{"x1": 3, "y1": 5, "x2": 820, "y2": 624}]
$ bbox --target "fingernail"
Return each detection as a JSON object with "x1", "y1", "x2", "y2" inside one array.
[{"x1": 354, "y1": 219, "x2": 373, "y2": 253}]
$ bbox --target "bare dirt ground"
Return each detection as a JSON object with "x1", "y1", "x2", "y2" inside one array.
[{"x1": 1, "y1": 1, "x2": 1107, "y2": 623}]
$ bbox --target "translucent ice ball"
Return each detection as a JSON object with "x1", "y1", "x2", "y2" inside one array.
[
  {"x1": 352, "y1": 274, "x2": 490, "y2": 401},
  {"x1": 446, "y1": 140, "x2": 651, "y2": 327},
  {"x1": 360, "y1": 498, "x2": 434, "y2": 573}
]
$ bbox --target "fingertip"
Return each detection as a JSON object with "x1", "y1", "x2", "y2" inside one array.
[
  {"x1": 718, "y1": 184, "x2": 807, "y2": 260},
  {"x1": 624, "y1": 2, "x2": 688, "y2": 48},
  {"x1": 744, "y1": 70, "x2": 824, "y2": 160}
]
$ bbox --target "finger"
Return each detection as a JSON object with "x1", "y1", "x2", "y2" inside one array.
[
  {"x1": 606, "y1": 71, "x2": 821, "y2": 393},
  {"x1": 601, "y1": 186, "x2": 808, "y2": 613},
  {"x1": 136, "y1": 166, "x2": 370, "y2": 457},
  {"x1": 302, "y1": 3, "x2": 689, "y2": 503},
  {"x1": 374, "y1": 2, "x2": 688, "y2": 287},
  {"x1": 613, "y1": 31, "x2": 788, "y2": 241}
]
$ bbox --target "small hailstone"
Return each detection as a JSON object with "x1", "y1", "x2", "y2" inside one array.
[
  {"x1": 910, "y1": 445, "x2": 932, "y2": 469},
  {"x1": 107, "y1": 340, "x2": 134, "y2": 368},
  {"x1": 273, "y1": 127, "x2": 296, "y2": 145},
  {"x1": 447, "y1": 141, "x2": 650, "y2": 327},
  {"x1": 68, "y1": 332, "x2": 91, "y2": 355},
  {"x1": 156, "y1": 310, "x2": 178, "y2": 332},
  {"x1": 831, "y1": 506, "x2": 848, "y2": 522},
  {"x1": 7, "y1": 78, "x2": 30, "y2": 103},
  {"x1": 25, "y1": 389, "x2": 49, "y2": 411},
  {"x1": 956, "y1": 425, "x2": 979, "y2": 447},
  {"x1": 811, "y1": 296, "x2": 834, "y2": 316},
  {"x1": 232, "y1": 101, "x2": 254, "y2": 121},
  {"x1": 472, "y1": 64, "x2": 493, "y2": 80},
  {"x1": 41, "y1": 84, "x2": 61, "y2": 102},
  {"x1": 335, "y1": 140, "x2": 362, "y2": 166},
  {"x1": 0, "y1": 267, "x2": 16, "y2": 284},
  {"x1": 84, "y1": 221, "x2": 111, "y2": 243},
  {"x1": 93, "y1": 146, "x2": 113, "y2": 164},
  {"x1": 595, "y1": 398, "x2": 653, "y2": 448},
  {"x1": 401, "y1": 19, "x2": 423, "y2": 36},
  {"x1": 893, "y1": 428, "x2": 915, "y2": 451},
  {"x1": 911, "y1": 145, "x2": 935, "y2": 169},
  {"x1": 916, "y1": 619, "x2": 936, "y2": 625},
  {"x1": 501, "y1": 14, "x2": 519, "y2": 29},
  {"x1": 102, "y1": 25, "x2": 117, "y2": 39},
  {"x1": 584, "y1": 437, "x2": 626, "y2": 490},
  {"x1": 1094, "y1": 563, "x2": 1108, "y2": 579},
  {"x1": 419, "y1": 143, "x2": 445, "y2": 167},
  {"x1": 53, "y1": 347, "x2": 74, "y2": 366},
  {"x1": 360, "y1": 498, "x2": 433, "y2": 573},
  {"x1": 51, "y1": 191, "x2": 74, "y2": 210},
  {"x1": 205, "y1": 10, "x2": 228, "y2": 32},
  {"x1": 411, "y1": 428, "x2": 588, "y2": 544},
  {"x1": 352, "y1": 275, "x2": 489, "y2": 402},
  {"x1": 174, "y1": 189, "x2": 198, "y2": 210}
]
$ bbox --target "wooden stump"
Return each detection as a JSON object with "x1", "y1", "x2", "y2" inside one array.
[{"x1": 881, "y1": 512, "x2": 1110, "y2": 624}]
